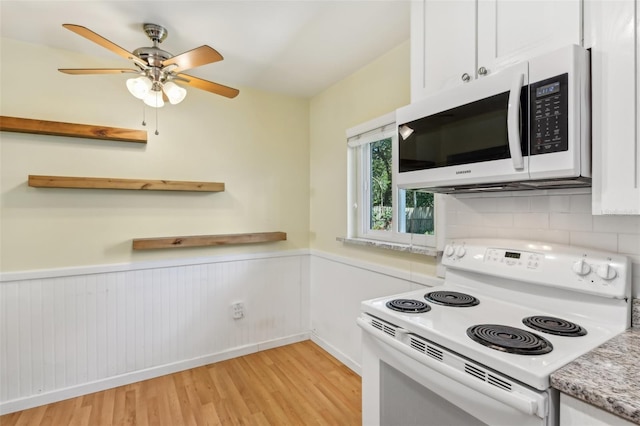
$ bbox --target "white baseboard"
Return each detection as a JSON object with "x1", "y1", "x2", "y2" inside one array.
[
  {"x1": 310, "y1": 333, "x2": 362, "y2": 376},
  {"x1": 0, "y1": 332, "x2": 310, "y2": 415}
]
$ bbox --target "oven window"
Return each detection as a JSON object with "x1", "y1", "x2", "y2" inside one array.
[
  {"x1": 399, "y1": 89, "x2": 528, "y2": 172},
  {"x1": 380, "y1": 361, "x2": 487, "y2": 426}
]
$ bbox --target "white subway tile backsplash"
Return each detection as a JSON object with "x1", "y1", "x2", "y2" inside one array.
[
  {"x1": 513, "y1": 213, "x2": 549, "y2": 229},
  {"x1": 532, "y1": 229, "x2": 571, "y2": 244},
  {"x1": 444, "y1": 192, "x2": 639, "y2": 297},
  {"x1": 472, "y1": 226, "x2": 502, "y2": 238},
  {"x1": 549, "y1": 213, "x2": 593, "y2": 231},
  {"x1": 447, "y1": 225, "x2": 474, "y2": 239},
  {"x1": 494, "y1": 228, "x2": 570, "y2": 244},
  {"x1": 458, "y1": 197, "x2": 499, "y2": 213},
  {"x1": 457, "y1": 211, "x2": 486, "y2": 227},
  {"x1": 570, "y1": 194, "x2": 592, "y2": 212},
  {"x1": 493, "y1": 196, "x2": 530, "y2": 213},
  {"x1": 512, "y1": 196, "x2": 532, "y2": 212},
  {"x1": 570, "y1": 232, "x2": 619, "y2": 252},
  {"x1": 482, "y1": 213, "x2": 514, "y2": 228},
  {"x1": 619, "y1": 234, "x2": 640, "y2": 255},
  {"x1": 494, "y1": 228, "x2": 537, "y2": 240},
  {"x1": 529, "y1": 195, "x2": 574, "y2": 213},
  {"x1": 456, "y1": 195, "x2": 533, "y2": 213},
  {"x1": 549, "y1": 195, "x2": 572, "y2": 213},
  {"x1": 442, "y1": 196, "x2": 465, "y2": 212},
  {"x1": 447, "y1": 225, "x2": 497, "y2": 239},
  {"x1": 529, "y1": 196, "x2": 551, "y2": 213}
]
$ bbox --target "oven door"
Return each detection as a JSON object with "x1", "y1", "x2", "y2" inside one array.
[
  {"x1": 358, "y1": 316, "x2": 556, "y2": 426},
  {"x1": 396, "y1": 61, "x2": 529, "y2": 190}
]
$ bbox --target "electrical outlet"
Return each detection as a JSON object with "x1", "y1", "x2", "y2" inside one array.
[{"x1": 232, "y1": 302, "x2": 244, "y2": 319}]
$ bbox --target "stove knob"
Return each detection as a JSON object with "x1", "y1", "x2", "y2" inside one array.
[
  {"x1": 444, "y1": 245, "x2": 455, "y2": 257},
  {"x1": 572, "y1": 259, "x2": 591, "y2": 276},
  {"x1": 455, "y1": 246, "x2": 466, "y2": 258},
  {"x1": 596, "y1": 264, "x2": 617, "y2": 280}
]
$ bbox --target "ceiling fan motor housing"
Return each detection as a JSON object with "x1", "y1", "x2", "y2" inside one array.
[
  {"x1": 133, "y1": 46, "x2": 173, "y2": 68},
  {"x1": 134, "y1": 24, "x2": 173, "y2": 69},
  {"x1": 143, "y1": 23, "x2": 168, "y2": 44}
]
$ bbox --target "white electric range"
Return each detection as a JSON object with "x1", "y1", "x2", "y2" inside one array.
[{"x1": 358, "y1": 239, "x2": 631, "y2": 426}]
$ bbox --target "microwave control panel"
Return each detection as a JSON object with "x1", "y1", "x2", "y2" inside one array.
[{"x1": 529, "y1": 73, "x2": 569, "y2": 155}]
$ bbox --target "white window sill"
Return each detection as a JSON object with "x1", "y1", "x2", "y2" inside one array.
[{"x1": 336, "y1": 237, "x2": 439, "y2": 257}]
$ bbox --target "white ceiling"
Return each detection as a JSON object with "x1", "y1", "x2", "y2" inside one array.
[{"x1": 0, "y1": 1, "x2": 410, "y2": 98}]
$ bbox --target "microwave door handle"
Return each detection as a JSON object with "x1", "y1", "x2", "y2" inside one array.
[{"x1": 507, "y1": 73, "x2": 525, "y2": 170}]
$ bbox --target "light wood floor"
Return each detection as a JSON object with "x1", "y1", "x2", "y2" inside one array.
[{"x1": 0, "y1": 340, "x2": 362, "y2": 426}]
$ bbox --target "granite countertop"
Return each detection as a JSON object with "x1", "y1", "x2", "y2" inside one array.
[{"x1": 550, "y1": 299, "x2": 640, "y2": 425}]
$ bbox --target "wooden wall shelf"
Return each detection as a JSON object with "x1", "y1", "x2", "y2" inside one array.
[
  {"x1": 28, "y1": 175, "x2": 225, "y2": 192},
  {"x1": 132, "y1": 232, "x2": 287, "y2": 250},
  {"x1": 0, "y1": 116, "x2": 147, "y2": 143}
]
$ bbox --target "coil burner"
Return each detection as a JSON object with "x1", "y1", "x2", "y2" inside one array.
[
  {"x1": 425, "y1": 291, "x2": 480, "y2": 307},
  {"x1": 523, "y1": 316, "x2": 587, "y2": 337},
  {"x1": 386, "y1": 299, "x2": 431, "y2": 313},
  {"x1": 467, "y1": 324, "x2": 553, "y2": 355}
]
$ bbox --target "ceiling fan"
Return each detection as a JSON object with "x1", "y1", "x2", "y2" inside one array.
[{"x1": 58, "y1": 23, "x2": 239, "y2": 108}]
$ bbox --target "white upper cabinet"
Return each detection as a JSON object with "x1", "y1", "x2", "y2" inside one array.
[
  {"x1": 411, "y1": 0, "x2": 583, "y2": 102},
  {"x1": 410, "y1": 0, "x2": 476, "y2": 101},
  {"x1": 588, "y1": 0, "x2": 640, "y2": 215}
]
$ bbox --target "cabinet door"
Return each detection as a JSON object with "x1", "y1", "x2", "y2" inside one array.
[
  {"x1": 411, "y1": 0, "x2": 476, "y2": 102},
  {"x1": 560, "y1": 394, "x2": 635, "y2": 426},
  {"x1": 589, "y1": 0, "x2": 640, "y2": 214},
  {"x1": 477, "y1": 0, "x2": 582, "y2": 77}
]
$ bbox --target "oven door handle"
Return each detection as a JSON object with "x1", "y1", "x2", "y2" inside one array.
[
  {"x1": 507, "y1": 72, "x2": 525, "y2": 170},
  {"x1": 357, "y1": 318, "x2": 544, "y2": 418}
]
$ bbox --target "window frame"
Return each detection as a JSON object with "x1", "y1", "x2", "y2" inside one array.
[{"x1": 347, "y1": 112, "x2": 441, "y2": 249}]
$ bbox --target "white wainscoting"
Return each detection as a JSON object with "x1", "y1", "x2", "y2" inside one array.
[
  {"x1": 308, "y1": 250, "x2": 443, "y2": 375},
  {"x1": 0, "y1": 251, "x2": 310, "y2": 415},
  {"x1": 0, "y1": 248, "x2": 444, "y2": 415}
]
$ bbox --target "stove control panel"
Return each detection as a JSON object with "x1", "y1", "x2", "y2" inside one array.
[
  {"x1": 484, "y1": 248, "x2": 543, "y2": 269},
  {"x1": 443, "y1": 239, "x2": 631, "y2": 299}
]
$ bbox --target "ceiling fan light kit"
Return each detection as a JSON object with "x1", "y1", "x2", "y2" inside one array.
[
  {"x1": 160, "y1": 81, "x2": 186, "y2": 105},
  {"x1": 59, "y1": 22, "x2": 239, "y2": 111},
  {"x1": 143, "y1": 90, "x2": 165, "y2": 108},
  {"x1": 126, "y1": 76, "x2": 152, "y2": 100}
]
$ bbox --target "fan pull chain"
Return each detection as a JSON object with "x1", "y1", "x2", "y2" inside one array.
[
  {"x1": 155, "y1": 104, "x2": 159, "y2": 135},
  {"x1": 141, "y1": 103, "x2": 146, "y2": 127}
]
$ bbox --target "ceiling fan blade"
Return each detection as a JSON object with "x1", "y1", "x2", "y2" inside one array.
[
  {"x1": 58, "y1": 68, "x2": 139, "y2": 75},
  {"x1": 162, "y1": 46, "x2": 223, "y2": 73},
  {"x1": 177, "y1": 73, "x2": 239, "y2": 99},
  {"x1": 62, "y1": 24, "x2": 147, "y2": 68}
]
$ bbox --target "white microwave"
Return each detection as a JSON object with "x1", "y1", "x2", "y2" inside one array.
[{"x1": 395, "y1": 45, "x2": 590, "y2": 193}]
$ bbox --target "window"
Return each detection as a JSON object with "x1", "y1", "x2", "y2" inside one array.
[{"x1": 347, "y1": 112, "x2": 438, "y2": 249}]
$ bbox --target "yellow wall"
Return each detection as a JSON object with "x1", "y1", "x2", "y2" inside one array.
[
  {"x1": 309, "y1": 40, "x2": 437, "y2": 276},
  {"x1": 1, "y1": 37, "x2": 437, "y2": 276},
  {"x1": 0, "y1": 38, "x2": 310, "y2": 271}
]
